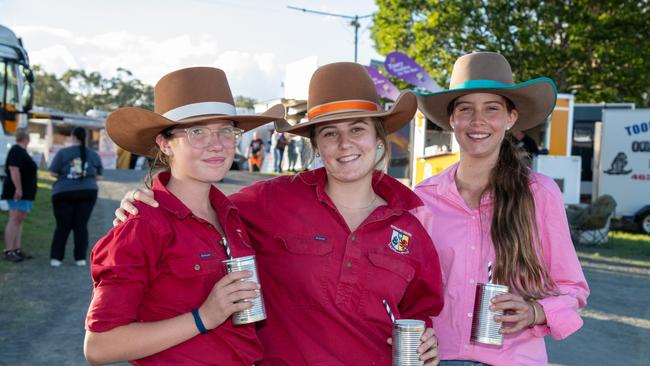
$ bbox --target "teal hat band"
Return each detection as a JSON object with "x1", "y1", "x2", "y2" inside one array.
[{"x1": 451, "y1": 79, "x2": 510, "y2": 90}]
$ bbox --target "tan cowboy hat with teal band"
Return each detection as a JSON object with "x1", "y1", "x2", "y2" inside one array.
[
  {"x1": 275, "y1": 62, "x2": 417, "y2": 137},
  {"x1": 416, "y1": 52, "x2": 557, "y2": 132},
  {"x1": 106, "y1": 67, "x2": 286, "y2": 157}
]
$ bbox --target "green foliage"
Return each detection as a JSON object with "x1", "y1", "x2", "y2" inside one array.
[
  {"x1": 371, "y1": 0, "x2": 650, "y2": 106},
  {"x1": 33, "y1": 66, "x2": 154, "y2": 114},
  {"x1": 235, "y1": 95, "x2": 257, "y2": 109}
]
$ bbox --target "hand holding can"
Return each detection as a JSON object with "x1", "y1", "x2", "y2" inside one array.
[{"x1": 222, "y1": 255, "x2": 267, "y2": 325}]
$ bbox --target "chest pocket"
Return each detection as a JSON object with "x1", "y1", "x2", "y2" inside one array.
[
  {"x1": 166, "y1": 256, "x2": 221, "y2": 279},
  {"x1": 362, "y1": 251, "x2": 415, "y2": 321},
  {"x1": 281, "y1": 235, "x2": 333, "y2": 256},
  {"x1": 274, "y1": 235, "x2": 334, "y2": 308}
]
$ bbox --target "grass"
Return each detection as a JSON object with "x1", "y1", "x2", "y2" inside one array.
[
  {"x1": 577, "y1": 231, "x2": 650, "y2": 266},
  {"x1": 0, "y1": 171, "x2": 55, "y2": 275}
]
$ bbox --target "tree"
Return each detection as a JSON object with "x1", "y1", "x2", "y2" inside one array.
[
  {"x1": 33, "y1": 66, "x2": 154, "y2": 114},
  {"x1": 235, "y1": 95, "x2": 257, "y2": 109},
  {"x1": 371, "y1": 0, "x2": 650, "y2": 106},
  {"x1": 33, "y1": 65, "x2": 78, "y2": 112}
]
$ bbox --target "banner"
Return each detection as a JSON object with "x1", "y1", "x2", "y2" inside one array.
[
  {"x1": 384, "y1": 51, "x2": 442, "y2": 92},
  {"x1": 364, "y1": 66, "x2": 401, "y2": 101}
]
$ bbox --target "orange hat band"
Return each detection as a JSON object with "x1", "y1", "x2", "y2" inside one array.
[{"x1": 307, "y1": 100, "x2": 379, "y2": 120}]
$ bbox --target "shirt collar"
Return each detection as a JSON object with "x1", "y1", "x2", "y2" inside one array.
[
  {"x1": 419, "y1": 162, "x2": 494, "y2": 208},
  {"x1": 297, "y1": 167, "x2": 423, "y2": 212},
  {"x1": 153, "y1": 171, "x2": 237, "y2": 221}
]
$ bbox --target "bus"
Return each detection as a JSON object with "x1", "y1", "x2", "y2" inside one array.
[{"x1": 0, "y1": 24, "x2": 34, "y2": 172}]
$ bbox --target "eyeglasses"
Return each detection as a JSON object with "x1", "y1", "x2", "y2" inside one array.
[{"x1": 167, "y1": 126, "x2": 243, "y2": 148}]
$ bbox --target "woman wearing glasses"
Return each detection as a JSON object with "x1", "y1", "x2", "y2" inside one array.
[{"x1": 83, "y1": 67, "x2": 285, "y2": 365}]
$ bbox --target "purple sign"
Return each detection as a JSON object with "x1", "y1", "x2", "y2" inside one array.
[
  {"x1": 364, "y1": 66, "x2": 401, "y2": 101},
  {"x1": 384, "y1": 51, "x2": 442, "y2": 92}
]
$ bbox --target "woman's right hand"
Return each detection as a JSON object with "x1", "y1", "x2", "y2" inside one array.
[
  {"x1": 198, "y1": 271, "x2": 259, "y2": 330},
  {"x1": 113, "y1": 188, "x2": 158, "y2": 226}
]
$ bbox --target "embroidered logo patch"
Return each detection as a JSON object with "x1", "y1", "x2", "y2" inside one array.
[{"x1": 389, "y1": 226, "x2": 411, "y2": 254}]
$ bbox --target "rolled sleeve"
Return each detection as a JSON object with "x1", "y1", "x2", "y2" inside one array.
[
  {"x1": 534, "y1": 176, "x2": 590, "y2": 340},
  {"x1": 86, "y1": 216, "x2": 169, "y2": 332}
]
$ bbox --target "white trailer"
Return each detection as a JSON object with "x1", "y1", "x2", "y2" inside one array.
[{"x1": 596, "y1": 109, "x2": 650, "y2": 234}]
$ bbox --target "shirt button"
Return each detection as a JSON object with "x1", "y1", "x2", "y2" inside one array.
[
  {"x1": 469, "y1": 279, "x2": 475, "y2": 284},
  {"x1": 464, "y1": 344, "x2": 469, "y2": 349},
  {"x1": 194, "y1": 264, "x2": 201, "y2": 271},
  {"x1": 351, "y1": 235, "x2": 356, "y2": 241},
  {"x1": 470, "y1": 246, "x2": 476, "y2": 250},
  {"x1": 472, "y1": 216, "x2": 477, "y2": 220},
  {"x1": 467, "y1": 312, "x2": 473, "y2": 318},
  {"x1": 346, "y1": 262, "x2": 352, "y2": 269}
]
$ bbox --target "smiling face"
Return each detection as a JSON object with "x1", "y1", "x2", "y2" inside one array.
[
  {"x1": 156, "y1": 120, "x2": 237, "y2": 184},
  {"x1": 449, "y1": 93, "x2": 518, "y2": 161},
  {"x1": 313, "y1": 118, "x2": 385, "y2": 184}
]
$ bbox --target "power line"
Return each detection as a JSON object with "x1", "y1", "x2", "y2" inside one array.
[{"x1": 287, "y1": 5, "x2": 372, "y2": 63}]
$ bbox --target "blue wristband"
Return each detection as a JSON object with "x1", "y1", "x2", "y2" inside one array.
[{"x1": 191, "y1": 308, "x2": 208, "y2": 334}]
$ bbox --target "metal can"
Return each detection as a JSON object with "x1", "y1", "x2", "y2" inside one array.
[
  {"x1": 222, "y1": 255, "x2": 266, "y2": 325},
  {"x1": 392, "y1": 319, "x2": 425, "y2": 366},
  {"x1": 470, "y1": 282, "x2": 509, "y2": 346}
]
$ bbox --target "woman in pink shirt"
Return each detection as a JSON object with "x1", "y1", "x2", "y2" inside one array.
[{"x1": 414, "y1": 52, "x2": 589, "y2": 366}]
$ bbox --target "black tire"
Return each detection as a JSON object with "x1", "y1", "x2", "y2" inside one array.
[{"x1": 639, "y1": 212, "x2": 650, "y2": 235}]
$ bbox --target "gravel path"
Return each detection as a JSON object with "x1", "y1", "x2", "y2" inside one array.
[{"x1": 0, "y1": 170, "x2": 647, "y2": 365}]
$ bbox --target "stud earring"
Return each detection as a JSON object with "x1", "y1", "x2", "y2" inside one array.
[
  {"x1": 377, "y1": 144, "x2": 384, "y2": 149},
  {"x1": 315, "y1": 152, "x2": 320, "y2": 158}
]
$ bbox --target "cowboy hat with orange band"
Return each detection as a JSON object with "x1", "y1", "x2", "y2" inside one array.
[
  {"x1": 275, "y1": 62, "x2": 417, "y2": 137},
  {"x1": 106, "y1": 67, "x2": 286, "y2": 157}
]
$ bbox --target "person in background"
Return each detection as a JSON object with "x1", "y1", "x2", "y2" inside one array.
[
  {"x1": 246, "y1": 131, "x2": 264, "y2": 172},
  {"x1": 273, "y1": 132, "x2": 287, "y2": 173},
  {"x1": 2, "y1": 128, "x2": 37, "y2": 262},
  {"x1": 286, "y1": 134, "x2": 298, "y2": 172},
  {"x1": 48, "y1": 127, "x2": 103, "y2": 267},
  {"x1": 415, "y1": 52, "x2": 589, "y2": 366}
]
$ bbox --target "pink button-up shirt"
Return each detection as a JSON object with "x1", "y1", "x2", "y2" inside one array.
[{"x1": 412, "y1": 163, "x2": 589, "y2": 366}]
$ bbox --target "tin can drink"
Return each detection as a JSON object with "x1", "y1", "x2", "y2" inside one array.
[
  {"x1": 222, "y1": 255, "x2": 266, "y2": 325},
  {"x1": 470, "y1": 282, "x2": 509, "y2": 346},
  {"x1": 392, "y1": 319, "x2": 425, "y2": 366}
]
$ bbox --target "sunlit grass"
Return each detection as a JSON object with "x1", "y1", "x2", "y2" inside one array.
[{"x1": 577, "y1": 231, "x2": 650, "y2": 266}]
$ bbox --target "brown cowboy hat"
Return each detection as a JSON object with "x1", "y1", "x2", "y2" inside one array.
[
  {"x1": 275, "y1": 62, "x2": 417, "y2": 137},
  {"x1": 106, "y1": 67, "x2": 286, "y2": 156},
  {"x1": 416, "y1": 52, "x2": 557, "y2": 132}
]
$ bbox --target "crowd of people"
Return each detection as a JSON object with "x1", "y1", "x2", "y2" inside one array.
[{"x1": 1, "y1": 51, "x2": 589, "y2": 366}]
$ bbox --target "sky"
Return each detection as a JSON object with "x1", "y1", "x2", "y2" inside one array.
[{"x1": 0, "y1": 0, "x2": 383, "y2": 102}]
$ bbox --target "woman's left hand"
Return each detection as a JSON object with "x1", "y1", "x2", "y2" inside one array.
[
  {"x1": 387, "y1": 327, "x2": 439, "y2": 365},
  {"x1": 490, "y1": 293, "x2": 536, "y2": 334}
]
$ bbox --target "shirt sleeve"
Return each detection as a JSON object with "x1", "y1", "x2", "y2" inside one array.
[
  {"x1": 532, "y1": 178, "x2": 590, "y2": 340},
  {"x1": 398, "y1": 219, "x2": 444, "y2": 326},
  {"x1": 48, "y1": 150, "x2": 64, "y2": 174},
  {"x1": 94, "y1": 151, "x2": 104, "y2": 176},
  {"x1": 6, "y1": 147, "x2": 21, "y2": 167},
  {"x1": 85, "y1": 214, "x2": 171, "y2": 332}
]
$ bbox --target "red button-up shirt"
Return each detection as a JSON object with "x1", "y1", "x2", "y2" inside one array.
[
  {"x1": 86, "y1": 172, "x2": 262, "y2": 365},
  {"x1": 231, "y1": 168, "x2": 444, "y2": 365}
]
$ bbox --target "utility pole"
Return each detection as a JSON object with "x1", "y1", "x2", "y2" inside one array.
[{"x1": 287, "y1": 6, "x2": 372, "y2": 63}]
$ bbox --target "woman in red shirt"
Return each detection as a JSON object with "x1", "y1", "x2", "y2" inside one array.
[
  {"x1": 117, "y1": 62, "x2": 444, "y2": 365},
  {"x1": 84, "y1": 67, "x2": 284, "y2": 365}
]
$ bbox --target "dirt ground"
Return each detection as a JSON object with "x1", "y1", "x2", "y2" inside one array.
[{"x1": 0, "y1": 170, "x2": 648, "y2": 365}]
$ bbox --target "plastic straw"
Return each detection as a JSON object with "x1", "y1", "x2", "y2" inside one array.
[
  {"x1": 221, "y1": 237, "x2": 232, "y2": 259},
  {"x1": 487, "y1": 261, "x2": 493, "y2": 284},
  {"x1": 383, "y1": 299, "x2": 396, "y2": 324}
]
